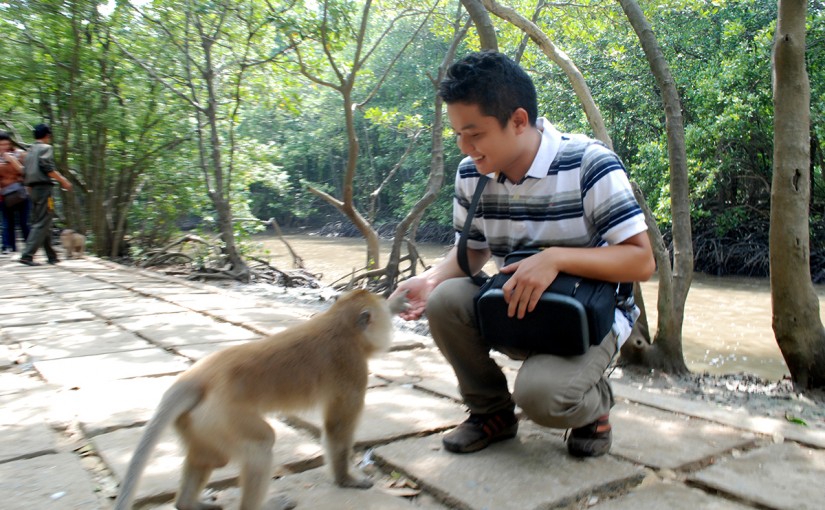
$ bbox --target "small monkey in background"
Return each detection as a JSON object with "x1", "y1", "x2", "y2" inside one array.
[
  {"x1": 113, "y1": 289, "x2": 408, "y2": 510},
  {"x1": 59, "y1": 229, "x2": 85, "y2": 258}
]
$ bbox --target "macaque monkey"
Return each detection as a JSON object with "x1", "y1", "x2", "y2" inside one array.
[
  {"x1": 59, "y1": 229, "x2": 85, "y2": 258},
  {"x1": 113, "y1": 289, "x2": 408, "y2": 510}
]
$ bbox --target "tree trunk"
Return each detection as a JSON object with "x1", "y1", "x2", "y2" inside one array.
[
  {"x1": 200, "y1": 20, "x2": 249, "y2": 282},
  {"x1": 384, "y1": 18, "x2": 471, "y2": 292},
  {"x1": 342, "y1": 90, "x2": 382, "y2": 269},
  {"x1": 461, "y1": 0, "x2": 498, "y2": 51},
  {"x1": 616, "y1": 0, "x2": 690, "y2": 374},
  {"x1": 770, "y1": 0, "x2": 825, "y2": 389}
]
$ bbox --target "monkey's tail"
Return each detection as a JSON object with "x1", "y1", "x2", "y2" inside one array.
[{"x1": 113, "y1": 379, "x2": 203, "y2": 510}]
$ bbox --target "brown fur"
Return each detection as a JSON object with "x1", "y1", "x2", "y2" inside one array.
[
  {"x1": 59, "y1": 229, "x2": 85, "y2": 258},
  {"x1": 113, "y1": 289, "x2": 407, "y2": 510}
]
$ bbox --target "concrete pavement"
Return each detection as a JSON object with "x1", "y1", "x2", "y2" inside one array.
[{"x1": 1, "y1": 252, "x2": 824, "y2": 509}]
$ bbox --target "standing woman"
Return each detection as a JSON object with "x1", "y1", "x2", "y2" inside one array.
[{"x1": 0, "y1": 132, "x2": 30, "y2": 254}]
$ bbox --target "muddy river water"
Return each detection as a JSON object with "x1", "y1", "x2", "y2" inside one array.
[{"x1": 256, "y1": 233, "x2": 825, "y2": 381}]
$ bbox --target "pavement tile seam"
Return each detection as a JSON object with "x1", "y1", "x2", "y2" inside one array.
[
  {"x1": 372, "y1": 450, "x2": 647, "y2": 510},
  {"x1": 0, "y1": 448, "x2": 59, "y2": 466},
  {"x1": 685, "y1": 441, "x2": 825, "y2": 510},
  {"x1": 407, "y1": 382, "x2": 463, "y2": 404},
  {"x1": 612, "y1": 381, "x2": 825, "y2": 449},
  {"x1": 87, "y1": 272, "x2": 297, "y2": 340},
  {"x1": 611, "y1": 436, "x2": 762, "y2": 474},
  {"x1": 549, "y1": 474, "x2": 650, "y2": 510},
  {"x1": 128, "y1": 452, "x2": 328, "y2": 510},
  {"x1": 683, "y1": 478, "x2": 776, "y2": 510}
]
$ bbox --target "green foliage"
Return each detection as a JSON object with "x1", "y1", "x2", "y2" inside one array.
[{"x1": 2, "y1": 0, "x2": 822, "y2": 275}]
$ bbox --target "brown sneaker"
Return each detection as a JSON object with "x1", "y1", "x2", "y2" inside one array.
[
  {"x1": 442, "y1": 411, "x2": 518, "y2": 453},
  {"x1": 566, "y1": 414, "x2": 612, "y2": 458}
]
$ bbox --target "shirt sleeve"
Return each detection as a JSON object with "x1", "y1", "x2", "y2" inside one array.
[{"x1": 580, "y1": 143, "x2": 647, "y2": 246}]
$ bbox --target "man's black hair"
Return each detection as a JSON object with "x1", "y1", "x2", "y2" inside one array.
[
  {"x1": 438, "y1": 51, "x2": 538, "y2": 128},
  {"x1": 0, "y1": 131, "x2": 10, "y2": 142},
  {"x1": 34, "y1": 123, "x2": 52, "y2": 140}
]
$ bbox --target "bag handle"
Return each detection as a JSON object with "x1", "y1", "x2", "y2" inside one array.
[{"x1": 457, "y1": 177, "x2": 488, "y2": 286}]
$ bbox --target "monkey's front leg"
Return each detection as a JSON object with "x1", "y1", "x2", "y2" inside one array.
[{"x1": 323, "y1": 398, "x2": 372, "y2": 489}]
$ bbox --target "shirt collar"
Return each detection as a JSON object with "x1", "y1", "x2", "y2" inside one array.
[
  {"x1": 484, "y1": 117, "x2": 562, "y2": 183},
  {"x1": 524, "y1": 117, "x2": 561, "y2": 180}
]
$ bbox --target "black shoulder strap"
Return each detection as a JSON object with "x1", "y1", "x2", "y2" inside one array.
[{"x1": 457, "y1": 177, "x2": 488, "y2": 286}]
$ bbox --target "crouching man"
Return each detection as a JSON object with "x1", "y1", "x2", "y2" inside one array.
[{"x1": 391, "y1": 51, "x2": 654, "y2": 457}]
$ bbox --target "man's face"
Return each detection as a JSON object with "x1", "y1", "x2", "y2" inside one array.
[
  {"x1": 446, "y1": 102, "x2": 522, "y2": 176},
  {"x1": 0, "y1": 140, "x2": 11, "y2": 153}
]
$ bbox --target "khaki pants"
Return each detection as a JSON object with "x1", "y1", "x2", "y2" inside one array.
[{"x1": 427, "y1": 277, "x2": 617, "y2": 429}]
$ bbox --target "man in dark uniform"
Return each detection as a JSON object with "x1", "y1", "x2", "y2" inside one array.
[{"x1": 19, "y1": 124, "x2": 73, "y2": 266}]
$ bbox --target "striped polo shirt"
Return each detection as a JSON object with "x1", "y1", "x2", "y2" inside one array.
[{"x1": 452, "y1": 118, "x2": 647, "y2": 345}]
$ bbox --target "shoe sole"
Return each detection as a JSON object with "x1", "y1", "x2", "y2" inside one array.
[
  {"x1": 443, "y1": 423, "x2": 519, "y2": 454},
  {"x1": 567, "y1": 435, "x2": 612, "y2": 458}
]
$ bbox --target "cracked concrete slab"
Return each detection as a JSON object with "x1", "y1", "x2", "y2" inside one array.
[
  {"x1": 33, "y1": 348, "x2": 190, "y2": 387},
  {"x1": 59, "y1": 376, "x2": 179, "y2": 436},
  {"x1": 111, "y1": 312, "x2": 261, "y2": 347},
  {"x1": 690, "y1": 442, "x2": 825, "y2": 510},
  {"x1": 0, "y1": 453, "x2": 103, "y2": 509},
  {"x1": 0, "y1": 370, "x2": 47, "y2": 397},
  {"x1": 203, "y1": 306, "x2": 310, "y2": 331},
  {"x1": 287, "y1": 385, "x2": 467, "y2": 447},
  {"x1": 0, "y1": 296, "x2": 80, "y2": 315},
  {"x1": 80, "y1": 297, "x2": 188, "y2": 319},
  {"x1": 9, "y1": 322, "x2": 151, "y2": 360},
  {"x1": 0, "y1": 282, "x2": 40, "y2": 299},
  {"x1": 94, "y1": 418, "x2": 324, "y2": 506},
  {"x1": 370, "y1": 348, "x2": 518, "y2": 404},
  {"x1": 197, "y1": 466, "x2": 449, "y2": 510},
  {"x1": 172, "y1": 340, "x2": 251, "y2": 361},
  {"x1": 19, "y1": 272, "x2": 119, "y2": 292},
  {"x1": 610, "y1": 402, "x2": 756, "y2": 469},
  {"x1": 374, "y1": 420, "x2": 645, "y2": 510},
  {"x1": 56, "y1": 288, "x2": 136, "y2": 302},
  {"x1": 129, "y1": 285, "x2": 211, "y2": 295},
  {"x1": 611, "y1": 379, "x2": 825, "y2": 449},
  {"x1": 592, "y1": 481, "x2": 754, "y2": 509},
  {"x1": 0, "y1": 421, "x2": 58, "y2": 463},
  {"x1": 160, "y1": 292, "x2": 264, "y2": 312},
  {"x1": 0, "y1": 308, "x2": 96, "y2": 327}
]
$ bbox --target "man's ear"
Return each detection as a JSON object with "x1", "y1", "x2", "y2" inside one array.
[{"x1": 510, "y1": 108, "x2": 530, "y2": 134}]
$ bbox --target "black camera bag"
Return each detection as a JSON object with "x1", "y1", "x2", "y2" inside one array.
[{"x1": 473, "y1": 250, "x2": 618, "y2": 356}]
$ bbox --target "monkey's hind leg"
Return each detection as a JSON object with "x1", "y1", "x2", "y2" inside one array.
[
  {"x1": 236, "y1": 415, "x2": 276, "y2": 510},
  {"x1": 175, "y1": 440, "x2": 229, "y2": 510},
  {"x1": 323, "y1": 396, "x2": 372, "y2": 489}
]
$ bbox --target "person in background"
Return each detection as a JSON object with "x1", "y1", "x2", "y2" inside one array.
[
  {"x1": 19, "y1": 124, "x2": 72, "y2": 266},
  {"x1": 0, "y1": 132, "x2": 31, "y2": 255}
]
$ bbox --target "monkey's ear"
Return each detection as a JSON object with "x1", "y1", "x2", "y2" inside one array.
[{"x1": 357, "y1": 310, "x2": 372, "y2": 330}]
